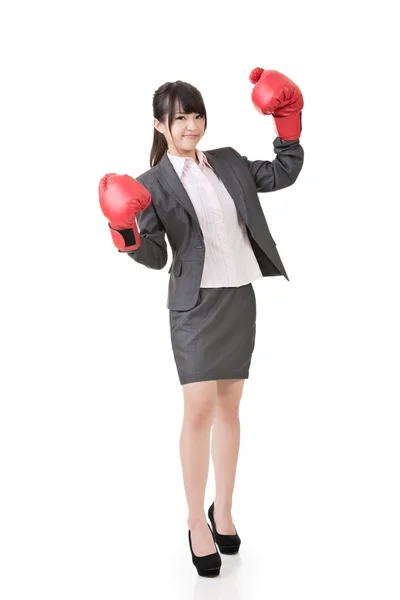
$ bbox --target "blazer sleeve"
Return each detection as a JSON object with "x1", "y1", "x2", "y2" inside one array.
[
  {"x1": 229, "y1": 136, "x2": 304, "y2": 193},
  {"x1": 123, "y1": 177, "x2": 168, "y2": 270}
]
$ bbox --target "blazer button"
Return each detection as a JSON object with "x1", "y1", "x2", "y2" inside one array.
[{"x1": 195, "y1": 245, "x2": 203, "y2": 249}]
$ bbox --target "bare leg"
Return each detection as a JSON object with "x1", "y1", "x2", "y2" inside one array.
[
  {"x1": 180, "y1": 380, "x2": 217, "y2": 556},
  {"x1": 211, "y1": 379, "x2": 245, "y2": 534}
]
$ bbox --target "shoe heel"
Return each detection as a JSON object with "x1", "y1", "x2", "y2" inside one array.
[
  {"x1": 188, "y1": 524, "x2": 222, "y2": 577},
  {"x1": 208, "y1": 502, "x2": 241, "y2": 555}
]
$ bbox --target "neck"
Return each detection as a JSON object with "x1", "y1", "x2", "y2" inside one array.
[{"x1": 168, "y1": 149, "x2": 199, "y2": 163}]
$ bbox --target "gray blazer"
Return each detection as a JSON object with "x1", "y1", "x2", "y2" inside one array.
[{"x1": 127, "y1": 136, "x2": 304, "y2": 311}]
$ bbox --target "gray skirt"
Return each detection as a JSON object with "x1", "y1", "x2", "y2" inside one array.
[{"x1": 169, "y1": 283, "x2": 257, "y2": 385}]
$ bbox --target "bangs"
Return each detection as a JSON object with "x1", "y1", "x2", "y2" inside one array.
[{"x1": 163, "y1": 81, "x2": 207, "y2": 132}]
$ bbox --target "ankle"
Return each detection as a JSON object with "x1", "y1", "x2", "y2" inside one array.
[
  {"x1": 187, "y1": 514, "x2": 207, "y2": 530},
  {"x1": 214, "y1": 499, "x2": 232, "y2": 513}
]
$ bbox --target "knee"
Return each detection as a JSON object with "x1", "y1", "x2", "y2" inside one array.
[
  {"x1": 184, "y1": 401, "x2": 215, "y2": 429},
  {"x1": 215, "y1": 394, "x2": 242, "y2": 421},
  {"x1": 215, "y1": 402, "x2": 240, "y2": 422}
]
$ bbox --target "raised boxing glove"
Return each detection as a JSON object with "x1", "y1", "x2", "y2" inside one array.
[
  {"x1": 98, "y1": 173, "x2": 152, "y2": 251},
  {"x1": 249, "y1": 68, "x2": 304, "y2": 140}
]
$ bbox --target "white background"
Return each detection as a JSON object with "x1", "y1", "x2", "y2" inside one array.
[{"x1": 1, "y1": 1, "x2": 399, "y2": 598}]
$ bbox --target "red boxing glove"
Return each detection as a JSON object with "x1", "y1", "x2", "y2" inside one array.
[
  {"x1": 249, "y1": 68, "x2": 304, "y2": 140},
  {"x1": 98, "y1": 173, "x2": 152, "y2": 251}
]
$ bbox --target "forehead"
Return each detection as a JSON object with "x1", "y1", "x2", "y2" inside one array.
[
  {"x1": 173, "y1": 101, "x2": 196, "y2": 115},
  {"x1": 173, "y1": 110, "x2": 198, "y2": 115}
]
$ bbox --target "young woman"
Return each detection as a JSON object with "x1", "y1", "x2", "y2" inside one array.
[{"x1": 99, "y1": 69, "x2": 304, "y2": 577}]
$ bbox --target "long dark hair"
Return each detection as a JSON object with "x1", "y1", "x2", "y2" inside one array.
[{"x1": 150, "y1": 80, "x2": 208, "y2": 168}]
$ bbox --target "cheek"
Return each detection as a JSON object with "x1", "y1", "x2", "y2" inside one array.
[{"x1": 170, "y1": 123, "x2": 182, "y2": 136}]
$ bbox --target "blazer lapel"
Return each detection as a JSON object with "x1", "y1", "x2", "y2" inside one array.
[
  {"x1": 157, "y1": 150, "x2": 248, "y2": 228},
  {"x1": 204, "y1": 151, "x2": 248, "y2": 223}
]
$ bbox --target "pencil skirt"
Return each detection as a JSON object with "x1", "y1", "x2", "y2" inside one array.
[{"x1": 169, "y1": 283, "x2": 257, "y2": 386}]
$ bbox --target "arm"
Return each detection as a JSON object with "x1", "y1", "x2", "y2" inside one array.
[
  {"x1": 229, "y1": 136, "x2": 304, "y2": 193},
  {"x1": 124, "y1": 180, "x2": 167, "y2": 270}
]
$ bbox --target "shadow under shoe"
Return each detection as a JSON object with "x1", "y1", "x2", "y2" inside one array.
[
  {"x1": 188, "y1": 523, "x2": 222, "y2": 577},
  {"x1": 208, "y1": 502, "x2": 241, "y2": 554}
]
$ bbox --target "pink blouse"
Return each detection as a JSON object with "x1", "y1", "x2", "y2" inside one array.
[{"x1": 167, "y1": 149, "x2": 263, "y2": 288}]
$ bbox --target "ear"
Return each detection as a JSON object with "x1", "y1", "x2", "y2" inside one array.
[{"x1": 154, "y1": 118, "x2": 165, "y2": 135}]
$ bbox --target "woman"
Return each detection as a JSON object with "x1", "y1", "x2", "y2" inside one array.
[{"x1": 99, "y1": 70, "x2": 304, "y2": 577}]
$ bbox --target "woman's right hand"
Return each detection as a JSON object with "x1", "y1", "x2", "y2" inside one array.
[{"x1": 98, "y1": 174, "x2": 152, "y2": 251}]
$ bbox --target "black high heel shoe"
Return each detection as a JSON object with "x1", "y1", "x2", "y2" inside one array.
[
  {"x1": 188, "y1": 523, "x2": 222, "y2": 577},
  {"x1": 208, "y1": 502, "x2": 241, "y2": 554}
]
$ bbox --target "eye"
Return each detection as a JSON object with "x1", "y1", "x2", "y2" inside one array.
[{"x1": 176, "y1": 115, "x2": 204, "y2": 120}]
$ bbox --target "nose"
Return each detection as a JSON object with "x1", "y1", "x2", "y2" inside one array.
[{"x1": 186, "y1": 117, "x2": 199, "y2": 132}]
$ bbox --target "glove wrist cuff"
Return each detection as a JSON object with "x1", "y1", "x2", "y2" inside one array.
[
  {"x1": 273, "y1": 111, "x2": 302, "y2": 141},
  {"x1": 108, "y1": 223, "x2": 140, "y2": 251}
]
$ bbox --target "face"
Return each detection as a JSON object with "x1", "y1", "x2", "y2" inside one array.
[{"x1": 154, "y1": 102, "x2": 206, "y2": 160}]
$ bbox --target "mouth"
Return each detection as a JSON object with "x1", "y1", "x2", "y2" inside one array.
[{"x1": 184, "y1": 135, "x2": 198, "y2": 138}]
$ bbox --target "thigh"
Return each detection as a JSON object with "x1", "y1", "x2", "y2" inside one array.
[
  {"x1": 182, "y1": 380, "x2": 218, "y2": 420},
  {"x1": 216, "y1": 379, "x2": 246, "y2": 414},
  {"x1": 217, "y1": 378, "x2": 246, "y2": 398}
]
